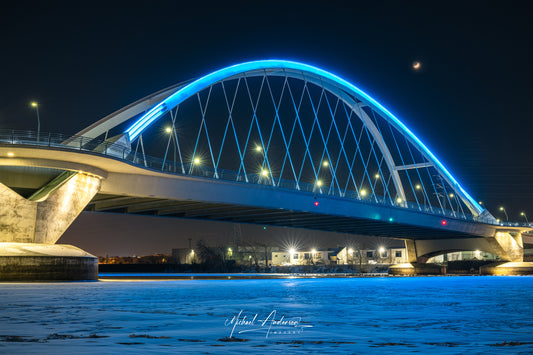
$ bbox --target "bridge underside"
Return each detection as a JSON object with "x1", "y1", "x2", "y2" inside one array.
[{"x1": 87, "y1": 193, "x2": 487, "y2": 240}]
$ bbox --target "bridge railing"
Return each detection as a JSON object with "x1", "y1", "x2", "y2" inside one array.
[{"x1": 0, "y1": 129, "x2": 529, "y2": 228}]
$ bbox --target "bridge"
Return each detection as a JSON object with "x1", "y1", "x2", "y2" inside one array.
[{"x1": 0, "y1": 60, "x2": 530, "y2": 279}]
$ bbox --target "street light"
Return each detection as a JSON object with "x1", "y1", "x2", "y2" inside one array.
[
  {"x1": 520, "y1": 212, "x2": 529, "y2": 224},
  {"x1": 31, "y1": 101, "x2": 40, "y2": 141},
  {"x1": 499, "y1": 206, "x2": 509, "y2": 222}
]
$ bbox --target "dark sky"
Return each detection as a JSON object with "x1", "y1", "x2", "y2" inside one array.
[{"x1": 1, "y1": 1, "x2": 532, "y2": 254}]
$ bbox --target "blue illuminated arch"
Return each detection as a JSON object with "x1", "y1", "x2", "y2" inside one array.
[{"x1": 123, "y1": 59, "x2": 484, "y2": 216}]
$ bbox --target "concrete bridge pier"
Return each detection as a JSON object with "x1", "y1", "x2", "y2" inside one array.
[
  {"x1": 390, "y1": 233, "x2": 533, "y2": 275},
  {"x1": 389, "y1": 240, "x2": 446, "y2": 275},
  {"x1": 0, "y1": 172, "x2": 101, "y2": 281}
]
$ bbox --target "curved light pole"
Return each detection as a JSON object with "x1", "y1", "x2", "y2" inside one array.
[
  {"x1": 499, "y1": 206, "x2": 509, "y2": 222},
  {"x1": 31, "y1": 101, "x2": 40, "y2": 141},
  {"x1": 520, "y1": 212, "x2": 529, "y2": 224}
]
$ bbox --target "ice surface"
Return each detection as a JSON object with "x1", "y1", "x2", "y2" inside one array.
[{"x1": 0, "y1": 276, "x2": 532, "y2": 354}]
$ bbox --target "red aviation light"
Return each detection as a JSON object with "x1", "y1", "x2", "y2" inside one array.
[
  {"x1": 314, "y1": 200, "x2": 319, "y2": 207},
  {"x1": 441, "y1": 220, "x2": 448, "y2": 226}
]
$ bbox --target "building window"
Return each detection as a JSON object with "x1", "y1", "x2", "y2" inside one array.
[
  {"x1": 304, "y1": 253, "x2": 310, "y2": 259},
  {"x1": 395, "y1": 251, "x2": 402, "y2": 258},
  {"x1": 367, "y1": 251, "x2": 373, "y2": 258},
  {"x1": 293, "y1": 254, "x2": 298, "y2": 259}
]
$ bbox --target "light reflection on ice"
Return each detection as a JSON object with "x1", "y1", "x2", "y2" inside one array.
[{"x1": 0, "y1": 276, "x2": 532, "y2": 353}]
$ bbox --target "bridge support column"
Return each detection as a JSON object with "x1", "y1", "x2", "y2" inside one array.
[
  {"x1": 0, "y1": 172, "x2": 101, "y2": 281},
  {"x1": 389, "y1": 240, "x2": 446, "y2": 275}
]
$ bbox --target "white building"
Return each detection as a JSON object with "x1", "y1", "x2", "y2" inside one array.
[{"x1": 271, "y1": 246, "x2": 409, "y2": 266}]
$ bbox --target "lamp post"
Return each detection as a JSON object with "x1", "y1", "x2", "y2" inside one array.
[
  {"x1": 499, "y1": 206, "x2": 509, "y2": 222},
  {"x1": 31, "y1": 101, "x2": 40, "y2": 141},
  {"x1": 520, "y1": 212, "x2": 529, "y2": 224}
]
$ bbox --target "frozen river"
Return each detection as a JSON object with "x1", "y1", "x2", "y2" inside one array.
[{"x1": 1, "y1": 275, "x2": 532, "y2": 354}]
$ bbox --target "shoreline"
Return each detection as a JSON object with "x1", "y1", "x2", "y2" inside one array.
[{"x1": 97, "y1": 272, "x2": 495, "y2": 281}]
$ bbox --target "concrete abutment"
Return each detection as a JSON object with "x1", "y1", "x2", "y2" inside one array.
[{"x1": 0, "y1": 172, "x2": 101, "y2": 281}]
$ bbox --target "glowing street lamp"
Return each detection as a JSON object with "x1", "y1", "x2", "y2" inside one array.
[
  {"x1": 499, "y1": 206, "x2": 509, "y2": 222},
  {"x1": 31, "y1": 101, "x2": 40, "y2": 140},
  {"x1": 360, "y1": 189, "x2": 367, "y2": 197},
  {"x1": 255, "y1": 145, "x2": 262, "y2": 152},
  {"x1": 520, "y1": 212, "x2": 529, "y2": 224},
  {"x1": 165, "y1": 126, "x2": 172, "y2": 133},
  {"x1": 322, "y1": 161, "x2": 329, "y2": 167},
  {"x1": 193, "y1": 157, "x2": 201, "y2": 165}
]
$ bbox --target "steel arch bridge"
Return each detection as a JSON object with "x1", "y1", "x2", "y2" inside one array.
[{"x1": 78, "y1": 60, "x2": 490, "y2": 222}]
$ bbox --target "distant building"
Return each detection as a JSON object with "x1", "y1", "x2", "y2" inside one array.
[
  {"x1": 428, "y1": 251, "x2": 499, "y2": 263},
  {"x1": 271, "y1": 246, "x2": 409, "y2": 266}
]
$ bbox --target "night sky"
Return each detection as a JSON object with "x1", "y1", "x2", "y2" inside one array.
[{"x1": 1, "y1": 1, "x2": 532, "y2": 255}]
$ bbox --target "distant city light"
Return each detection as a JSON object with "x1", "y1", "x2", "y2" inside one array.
[
  {"x1": 449, "y1": 193, "x2": 454, "y2": 198},
  {"x1": 348, "y1": 248, "x2": 354, "y2": 254},
  {"x1": 415, "y1": 184, "x2": 421, "y2": 190},
  {"x1": 379, "y1": 247, "x2": 385, "y2": 253},
  {"x1": 193, "y1": 158, "x2": 200, "y2": 164},
  {"x1": 7, "y1": 152, "x2": 14, "y2": 157},
  {"x1": 316, "y1": 180, "x2": 322, "y2": 186},
  {"x1": 323, "y1": 161, "x2": 329, "y2": 167},
  {"x1": 396, "y1": 198, "x2": 402, "y2": 204},
  {"x1": 360, "y1": 189, "x2": 367, "y2": 197},
  {"x1": 261, "y1": 169, "x2": 268, "y2": 176},
  {"x1": 165, "y1": 127, "x2": 172, "y2": 133},
  {"x1": 255, "y1": 145, "x2": 262, "y2": 152},
  {"x1": 375, "y1": 173, "x2": 380, "y2": 179}
]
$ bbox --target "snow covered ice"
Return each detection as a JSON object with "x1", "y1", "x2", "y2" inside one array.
[{"x1": 0, "y1": 275, "x2": 532, "y2": 354}]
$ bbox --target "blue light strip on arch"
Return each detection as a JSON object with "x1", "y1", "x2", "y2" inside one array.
[{"x1": 124, "y1": 59, "x2": 483, "y2": 216}]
